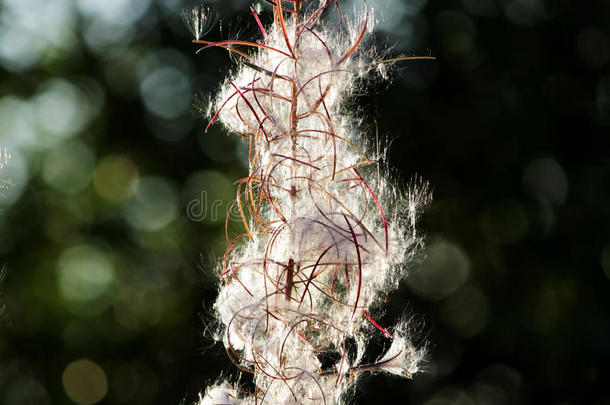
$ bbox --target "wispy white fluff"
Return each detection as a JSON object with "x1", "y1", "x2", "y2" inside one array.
[
  {"x1": 191, "y1": 2, "x2": 429, "y2": 404},
  {"x1": 182, "y1": 5, "x2": 217, "y2": 41}
]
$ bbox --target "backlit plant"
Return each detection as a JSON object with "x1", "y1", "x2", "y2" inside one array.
[{"x1": 186, "y1": 1, "x2": 432, "y2": 403}]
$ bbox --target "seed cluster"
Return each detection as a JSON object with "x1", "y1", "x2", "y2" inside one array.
[{"x1": 190, "y1": 2, "x2": 429, "y2": 404}]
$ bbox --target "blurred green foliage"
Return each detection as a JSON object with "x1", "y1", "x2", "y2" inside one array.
[{"x1": 0, "y1": 0, "x2": 609, "y2": 404}]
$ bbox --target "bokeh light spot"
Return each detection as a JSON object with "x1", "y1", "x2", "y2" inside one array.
[
  {"x1": 57, "y1": 244, "x2": 115, "y2": 316},
  {"x1": 123, "y1": 176, "x2": 178, "y2": 231},
  {"x1": 140, "y1": 66, "x2": 192, "y2": 119},
  {"x1": 76, "y1": 0, "x2": 150, "y2": 25},
  {"x1": 76, "y1": 0, "x2": 151, "y2": 49},
  {"x1": 522, "y1": 157, "x2": 568, "y2": 205},
  {"x1": 42, "y1": 140, "x2": 96, "y2": 195},
  {"x1": 408, "y1": 238, "x2": 471, "y2": 300},
  {"x1": 479, "y1": 200, "x2": 528, "y2": 245},
  {"x1": 34, "y1": 79, "x2": 92, "y2": 143},
  {"x1": 0, "y1": 22, "x2": 41, "y2": 72},
  {"x1": 62, "y1": 359, "x2": 108, "y2": 405},
  {"x1": 0, "y1": 0, "x2": 76, "y2": 72},
  {"x1": 94, "y1": 155, "x2": 139, "y2": 202}
]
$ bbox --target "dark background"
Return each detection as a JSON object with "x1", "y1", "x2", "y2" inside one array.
[{"x1": 0, "y1": 0, "x2": 609, "y2": 404}]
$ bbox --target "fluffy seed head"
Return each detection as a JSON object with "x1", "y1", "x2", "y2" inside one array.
[{"x1": 190, "y1": 2, "x2": 430, "y2": 403}]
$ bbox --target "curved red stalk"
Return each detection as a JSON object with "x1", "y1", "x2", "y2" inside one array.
[
  {"x1": 362, "y1": 310, "x2": 394, "y2": 338},
  {"x1": 229, "y1": 81, "x2": 271, "y2": 143},
  {"x1": 274, "y1": 0, "x2": 295, "y2": 58},
  {"x1": 330, "y1": 263, "x2": 339, "y2": 293},
  {"x1": 206, "y1": 87, "x2": 239, "y2": 132},
  {"x1": 336, "y1": 6, "x2": 368, "y2": 66},
  {"x1": 193, "y1": 39, "x2": 292, "y2": 58},
  {"x1": 251, "y1": 6, "x2": 267, "y2": 40},
  {"x1": 271, "y1": 153, "x2": 321, "y2": 171},
  {"x1": 299, "y1": 245, "x2": 333, "y2": 309},
  {"x1": 343, "y1": 214, "x2": 362, "y2": 317}
]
